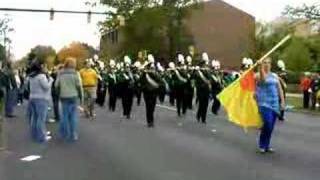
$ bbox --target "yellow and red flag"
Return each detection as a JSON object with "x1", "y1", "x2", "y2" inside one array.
[
  {"x1": 217, "y1": 70, "x2": 263, "y2": 129},
  {"x1": 217, "y1": 35, "x2": 291, "y2": 130}
]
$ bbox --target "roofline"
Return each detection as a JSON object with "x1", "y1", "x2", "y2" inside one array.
[{"x1": 202, "y1": 0, "x2": 255, "y2": 20}]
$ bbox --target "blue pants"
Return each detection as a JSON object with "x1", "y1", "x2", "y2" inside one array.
[
  {"x1": 28, "y1": 99, "x2": 49, "y2": 143},
  {"x1": 259, "y1": 107, "x2": 277, "y2": 150},
  {"x1": 59, "y1": 98, "x2": 78, "y2": 142},
  {"x1": 5, "y1": 89, "x2": 17, "y2": 116}
]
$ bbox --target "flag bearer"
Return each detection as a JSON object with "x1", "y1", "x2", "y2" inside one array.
[{"x1": 256, "y1": 58, "x2": 285, "y2": 153}]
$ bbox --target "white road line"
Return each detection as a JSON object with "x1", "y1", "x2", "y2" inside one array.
[{"x1": 156, "y1": 104, "x2": 177, "y2": 111}]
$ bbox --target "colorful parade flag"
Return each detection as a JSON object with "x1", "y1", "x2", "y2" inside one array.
[
  {"x1": 217, "y1": 70, "x2": 263, "y2": 129},
  {"x1": 218, "y1": 34, "x2": 291, "y2": 130}
]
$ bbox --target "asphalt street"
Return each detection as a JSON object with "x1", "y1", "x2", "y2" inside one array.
[{"x1": 1, "y1": 100, "x2": 320, "y2": 180}]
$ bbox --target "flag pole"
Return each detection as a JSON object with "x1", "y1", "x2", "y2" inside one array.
[
  {"x1": 255, "y1": 34, "x2": 292, "y2": 65},
  {"x1": 226, "y1": 34, "x2": 292, "y2": 86}
]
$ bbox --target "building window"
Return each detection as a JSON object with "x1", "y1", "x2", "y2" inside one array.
[{"x1": 107, "y1": 29, "x2": 118, "y2": 44}]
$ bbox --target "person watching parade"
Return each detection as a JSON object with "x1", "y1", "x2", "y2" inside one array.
[
  {"x1": 27, "y1": 60, "x2": 53, "y2": 143},
  {"x1": 80, "y1": 59, "x2": 99, "y2": 120},
  {"x1": 55, "y1": 57, "x2": 83, "y2": 142}
]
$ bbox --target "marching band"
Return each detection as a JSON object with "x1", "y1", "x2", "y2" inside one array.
[{"x1": 86, "y1": 52, "x2": 234, "y2": 127}]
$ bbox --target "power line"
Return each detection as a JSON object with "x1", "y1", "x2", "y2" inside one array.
[
  {"x1": 0, "y1": 8, "x2": 109, "y2": 15},
  {"x1": 0, "y1": 7, "x2": 111, "y2": 23}
]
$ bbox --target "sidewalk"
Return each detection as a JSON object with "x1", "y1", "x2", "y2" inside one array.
[{"x1": 287, "y1": 93, "x2": 302, "y2": 98}]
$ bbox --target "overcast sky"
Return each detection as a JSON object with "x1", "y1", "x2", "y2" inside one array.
[{"x1": 0, "y1": 0, "x2": 319, "y2": 60}]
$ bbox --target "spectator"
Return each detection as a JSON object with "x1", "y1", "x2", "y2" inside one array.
[
  {"x1": 4, "y1": 62, "x2": 18, "y2": 118},
  {"x1": 300, "y1": 72, "x2": 312, "y2": 109},
  {"x1": 310, "y1": 73, "x2": 320, "y2": 110},
  {"x1": 55, "y1": 57, "x2": 83, "y2": 142},
  {"x1": 79, "y1": 59, "x2": 99, "y2": 120},
  {"x1": 0, "y1": 66, "x2": 8, "y2": 115},
  {"x1": 17, "y1": 69, "x2": 25, "y2": 105},
  {"x1": 50, "y1": 65, "x2": 63, "y2": 122},
  {"x1": 27, "y1": 61, "x2": 53, "y2": 143}
]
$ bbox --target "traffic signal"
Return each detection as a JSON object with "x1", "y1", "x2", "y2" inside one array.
[
  {"x1": 87, "y1": 11, "x2": 91, "y2": 23},
  {"x1": 50, "y1": 8, "x2": 54, "y2": 20}
]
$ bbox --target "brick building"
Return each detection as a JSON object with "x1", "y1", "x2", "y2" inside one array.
[{"x1": 100, "y1": 0, "x2": 255, "y2": 68}]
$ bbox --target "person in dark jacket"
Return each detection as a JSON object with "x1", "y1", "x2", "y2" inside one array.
[
  {"x1": 104, "y1": 60, "x2": 118, "y2": 112},
  {"x1": 4, "y1": 62, "x2": 17, "y2": 118},
  {"x1": 210, "y1": 60, "x2": 223, "y2": 115},
  {"x1": 194, "y1": 53, "x2": 212, "y2": 124},
  {"x1": 141, "y1": 54, "x2": 163, "y2": 127},
  {"x1": 118, "y1": 56, "x2": 135, "y2": 119}
]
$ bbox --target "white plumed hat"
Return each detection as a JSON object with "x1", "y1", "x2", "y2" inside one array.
[
  {"x1": 202, "y1": 52, "x2": 209, "y2": 62},
  {"x1": 147, "y1": 54, "x2": 155, "y2": 63}
]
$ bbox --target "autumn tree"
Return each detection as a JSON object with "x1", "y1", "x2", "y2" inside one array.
[{"x1": 57, "y1": 42, "x2": 91, "y2": 68}]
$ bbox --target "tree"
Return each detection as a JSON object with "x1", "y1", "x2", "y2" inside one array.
[
  {"x1": 99, "y1": 0, "x2": 200, "y2": 60},
  {"x1": 254, "y1": 22, "x2": 293, "y2": 61},
  {"x1": 0, "y1": 44, "x2": 5, "y2": 62},
  {"x1": 281, "y1": 37, "x2": 312, "y2": 72},
  {"x1": 283, "y1": 4, "x2": 320, "y2": 20},
  {"x1": 26, "y1": 45, "x2": 56, "y2": 69},
  {"x1": 306, "y1": 35, "x2": 320, "y2": 71},
  {"x1": 0, "y1": 16, "x2": 14, "y2": 62},
  {"x1": 81, "y1": 43, "x2": 98, "y2": 58},
  {"x1": 57, "y1": 42, "x2": 90, "y2": 68}
]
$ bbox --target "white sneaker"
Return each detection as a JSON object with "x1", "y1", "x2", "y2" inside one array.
[
  {"x1": 48, "y1": 119, "x2": 56, "y2": 123},
  {"x1": 46, "y1": 131, "x2": 51, "y2": 136},
  {"x1": 45, "y1": 136, "x2": 52, "y2": 141}
]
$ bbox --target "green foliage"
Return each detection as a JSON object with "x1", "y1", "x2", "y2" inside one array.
[
  {"x1": 286, "y1": 71, "x2": 302, "y2": 84},
  {"x1": 254, "y1": 22, "x2": 293, "y2": 60},
  {"x1": 80, "y1": 43, "x2": 98, "y2": 57},
  {"x1": 122, "y1": 8, "x2": 168, "y2": 55},
  {"x1": 99, "y1": 0, "x2": 199, "y2": 60},
  {"x1": 28, "y1": 45, "x2": 56, "y2": 63},
  {"x1": 0, "y1": 44, "x2": 5, "y2": 61},
  {"x1": 283, "y1": 4, "x2": 320, "y2": 20},
  {"x1": 281, "y1": 37, "x2": 312, "y2": 72},
  {"x1": 255, "y1": 22, "x2": 320, "y2": 73}
]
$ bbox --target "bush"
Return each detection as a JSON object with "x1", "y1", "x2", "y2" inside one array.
[
  {"x1": 286, "y1": 71, "x2": 302, "y2": 84},
  {"x1": 281, "y1": 37, "x2": 312, "y2": 72}
]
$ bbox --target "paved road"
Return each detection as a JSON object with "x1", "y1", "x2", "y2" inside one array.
[{"x1": 1, "y1": 100, "x2": 320, "y2": 180}]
